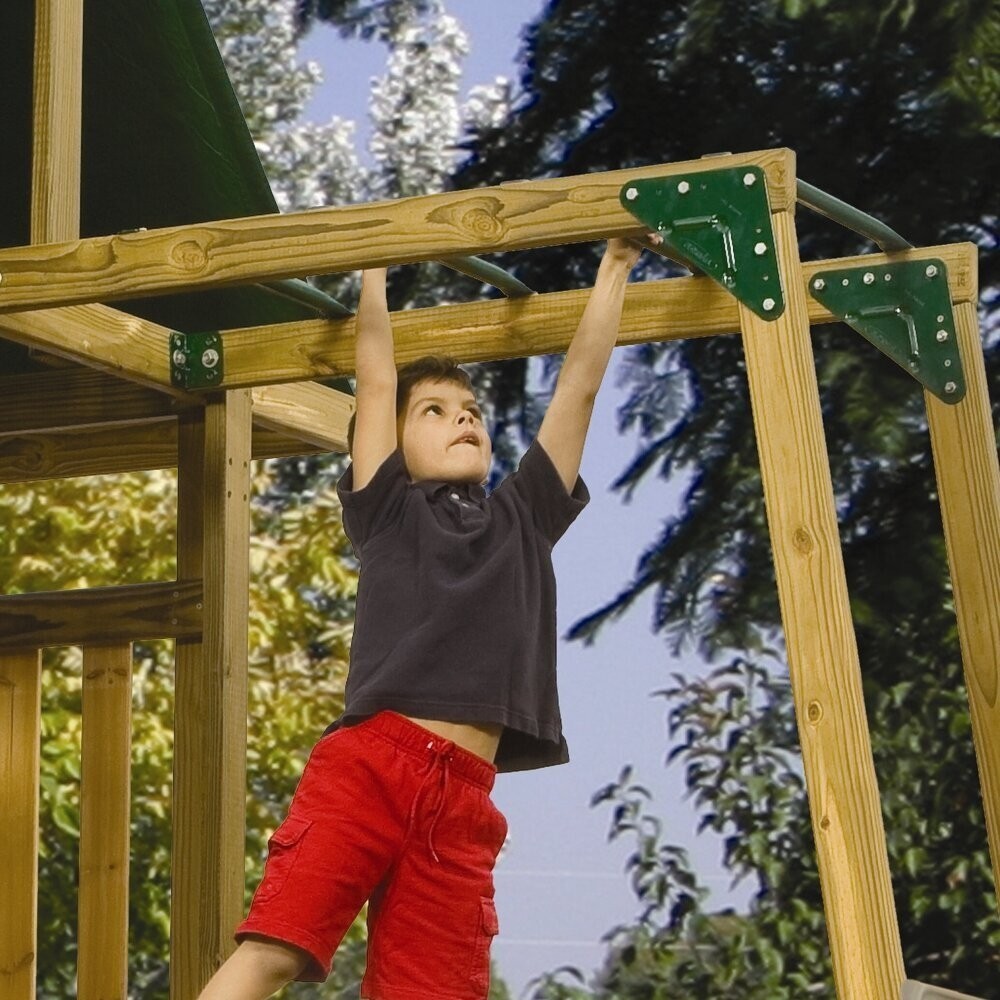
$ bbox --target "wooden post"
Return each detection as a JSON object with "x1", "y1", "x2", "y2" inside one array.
[
  {"x1": 171, "y1": 392, "x2": 253, "y2": 998},
  {"x1": 926, "y1": 300, "x2": 1000, "y2": 905},
  {"x1": 0, "y1": 651, "x2": 42, "y2": 1000},
  {"x1": 78, "y1": 644, "x2": 133, "y2": 1000},
  {"x1": 739, "y1": 204, "x2": 905, "y2": 996},
  {"x1": 31, "y1": 0, "x2": 83, "y2": 244}
]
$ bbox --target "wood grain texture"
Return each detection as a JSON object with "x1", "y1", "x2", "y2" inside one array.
[
  {"x1": 31, "y1": 0, "x2": 83, "y2": 244},
  {"x1": 171, "y1": 394, "x2": 252, "y2": 998},
  {"x1": 0, "y1": 580, "x2": 202, "y2": 649},
  {"x1": 740, "y1": 208, "x2": 905, "y2": 997},
  {"x1": 251, "y1": 382, "x2": 352, "y2": 451},
  {"x1": 0, "y1": 151, "x2": 794, "y2": 312},
  {"x1": 78, "y1": 643, "x2": 132, "y2": 1000},
  {"x1": 926, "y1": 300, "x2": 1000, "y2": 905},
  {"x1": 0, "y1": 422, "x2": 326, "y2": 485},
  {"x1": 0, "y1": 650, "x2": 41, "y2": 1000},
  {"x1": 0, "y1": 369, "x2": 188, "y2": 434},
  {"x1": 210, "y1": 243, "x2": 977, "y2": 389}
]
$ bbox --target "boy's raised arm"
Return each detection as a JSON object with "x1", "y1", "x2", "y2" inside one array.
[
  {"x1": 351, "y1": 268, "x2": 399, "y2": 491},
  {"x1": 537, "y1": 239, "x2": 646, "y2": 493}
]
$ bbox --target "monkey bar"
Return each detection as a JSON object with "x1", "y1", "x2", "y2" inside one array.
[{"x1": 1, "y1": 2, "x2": 998, "y2": 999}]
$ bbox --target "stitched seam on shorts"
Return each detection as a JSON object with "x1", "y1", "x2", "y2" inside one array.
[{"x1": 360, "y1": 725, "x2": 493, "y2": 790}]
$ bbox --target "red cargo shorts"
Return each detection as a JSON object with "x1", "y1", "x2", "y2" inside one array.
[{"x1": 235, "y1": 711, "x2": 508, "y2": 1000}]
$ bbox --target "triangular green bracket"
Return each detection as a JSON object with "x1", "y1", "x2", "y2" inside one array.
[
  {"x1": 620, "y1": 166, "x2": 785, "y2": 321},
  {"x1": 170, "y1": 330, "x2": 223, "y2": 390},
  {"x1": 808, "y1": 259, "x2": 966, "y2": 403}
]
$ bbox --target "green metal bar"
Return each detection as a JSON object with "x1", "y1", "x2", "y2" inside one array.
[
  {"x1": 796, "y1": 180, "x2": 913, "y2": 253},
  {"x1": 260, "y1": 278, "x2": 354, "y2": 318},
  {"x1": 438, "y1": 256, "x2": 534, "y2": 298}
]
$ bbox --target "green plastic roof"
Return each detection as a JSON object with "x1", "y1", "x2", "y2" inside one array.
[{"x1": 1, "y1": 0, "x2": 327, "y2": 376}]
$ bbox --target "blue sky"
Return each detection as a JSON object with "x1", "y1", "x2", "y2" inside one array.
[{"x1": 298, "y1": 5, "x2": 748, "y2": 993}]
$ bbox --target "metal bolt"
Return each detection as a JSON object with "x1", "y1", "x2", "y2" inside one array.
[
  {"x1": 762, "y1": 297, "x2": 776, "y2": 311},
  {"x1": 677, "y1": 180, "x2": 690, "y2": 194},
  {"x1": 925, "y1": 264, "x2": 938, "y2": 278},
  {"x1": 813, "y1": 278, "x2": 825, "y2": 291},
  {"x1": 202, "y1": 348, "x2": 220, "y2": 368},
  {"x1": 884, "y1": 273, "x2": 892, "y2": 282},
  {"x1": 945, "y1": 381, "x2": 957, "y2": 393},
  {"x1": 937, "y1": 314, "x2": 945, "y2": 323},
  {"x1": 743, "y1": 172, "x2": 756, "y2": 186},
  {"x1": 944, "y1": 359, "x2": 952, "y2": 367},
  {"x1": 625, "y1": 187, "x2": 638, "y2": 201},
  {"x1": 754, "y1": 242, "x2": 767, "y2": 256},
  {"x1": 863, "y1": 272, "x2": 875, "y2": 285},
  {"x1": 842, "y1": 278, "x2": 850, "y2": 286},
  {"x1": 936, "y1": 329, "x2": 949, "y2": 342},
  {"x1": 172, "y1": 350, "x2": 187, "y2": 366}
]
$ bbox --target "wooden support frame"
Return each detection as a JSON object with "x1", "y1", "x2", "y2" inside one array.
[
  {"x1": 0, "y1": 652, "x2": 43, "y2": 1000},
  {"x1": 78, "y1": 643, "x2": 132, "y2": 1000},
  {"x1": 926, "y1": 299, "x2": 1000, "y2": 899},
  {"x1": 0, "y1": 152, "x2": 795, "y2": 314},
  {"x1": 171, "y1": 393, "x2": 253, "y2": 998},
  {"x1": 740, "y1": 203, "x2": 905, "y2": 995}
]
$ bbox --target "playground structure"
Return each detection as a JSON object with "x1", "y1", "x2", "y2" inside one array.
[{"x1": 0, "y1": 2, "x2": 998, "y2": 999}]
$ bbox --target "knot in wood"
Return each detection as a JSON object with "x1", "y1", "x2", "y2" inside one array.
[
  {"x1": 806, "y1": 699, "x2": 823, "y2": 724},
  {"x1": 170, "y1": 239, "x2": 208, "y2": 271},
  {"x1": 429, "y1": 196, "x2": 507, "y2": 246},
  {"x1": 792, "y1": 526, "x2": 814, "y2": 554}
]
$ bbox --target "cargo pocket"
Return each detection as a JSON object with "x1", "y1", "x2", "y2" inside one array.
[
  {"x1": 469, "y1": 897, "x2": 500, "y2": 995},
  {"x1": 252, "y1": 815, "x2": 312, "y2": 905}
]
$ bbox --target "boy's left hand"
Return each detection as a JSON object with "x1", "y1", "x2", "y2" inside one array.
[{"x1": 604, "y1": 233, "x2": 662, "y2": 270}]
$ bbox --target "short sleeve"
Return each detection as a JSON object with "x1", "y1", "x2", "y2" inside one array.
[
  {"x1": 336, "y1": 449, "x2": 409, "y2": 551},
  {"x1": 499, "y1": 439, "x2": 590, "y2": 545}
]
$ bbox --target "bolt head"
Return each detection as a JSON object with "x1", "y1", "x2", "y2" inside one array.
[
  {"x1": 944, "y1": 381, "x2": 957, "y2": 393},
  {"x1": 925, "y1": 264, "x2": 938, "y2": 278},
  {"x1": 172, "y1": 350, "x2": 187, "y2": 366},
  {"x1": 625, "y1": 187, "x2": 638, "y2": 201},
  {"x1": 762, "y1": 297, "x2": 776, "y2": 311},
  {"x1": 202, "y1": 348, "x2": 220, "y2": 368},
  {"x1": 743, "y1": 172, "x2": 756, "y2": 186},
  {"x1": 813, "y1": 278, "x2": 825, "y2": 291},
  {"x1": 754, "y1": 242, "x2": 767, "y2": 256},
  {"x1": 884, "y1": 273, "x2": 892, "y2": 282},
  {"x1": 677, "y1": 180, "x2": 690, "y2": 194},
  {"x1": 863, "y1": 272, "x2": 875, "y2": 284},
  {"x1": 936, "y1": 329, "x2": 949, "y2": 342}
]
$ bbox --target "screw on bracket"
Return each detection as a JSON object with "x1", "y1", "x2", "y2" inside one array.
[
  {"x1": 620, "y1": 166, "x2": 785, "y2": 321},
  {"x1": 169, "y1": 331, "x2": 224, "y2": 390},
  {"x1": 808, "y1": 258, "x2": 965, "y2": 404}
]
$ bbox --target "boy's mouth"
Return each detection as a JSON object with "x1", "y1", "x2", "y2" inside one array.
[{"x1": 451, "y1": 432, "x2": 480, "y2": 448}]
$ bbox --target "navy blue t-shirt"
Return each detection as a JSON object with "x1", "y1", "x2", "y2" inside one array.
[{"x1": 329, "y1": 439, "x2": 589, "y2": 772}]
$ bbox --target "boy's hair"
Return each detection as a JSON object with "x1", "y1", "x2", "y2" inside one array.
[{"x1": 347, "y1": 355, "x2": 474, "y2": 454}]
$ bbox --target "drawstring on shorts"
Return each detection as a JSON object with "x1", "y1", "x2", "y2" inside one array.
[{"x1": 405, "y1": 739, "x2": 455, "y2": 863}]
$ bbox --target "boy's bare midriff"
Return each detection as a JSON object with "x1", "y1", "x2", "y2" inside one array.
[{"x1": 405, "y1": 716, "x2": 502, "y2": 763}]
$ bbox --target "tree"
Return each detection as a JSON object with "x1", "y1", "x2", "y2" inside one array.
[{"x1": 446, "y1": 0, "x2": 1000, "y2": 994}]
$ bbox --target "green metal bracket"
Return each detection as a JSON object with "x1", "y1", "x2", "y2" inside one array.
[
  {"x1": 808, "y1": 259, "x2": 965, "y2": 403},
  {"x1": 620, "y1": 166, "x2": 784, "y2": 320},
  {"x1": 170, "y1": 331, "x2": 223, "y2": 390}
]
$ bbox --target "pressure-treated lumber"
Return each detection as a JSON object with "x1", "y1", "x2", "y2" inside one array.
[
  {"x1": 926, "y1": 300, "x2": 1000, "y2": 905},
  {"x1": 251, "y1": 382, "x2": 352, "y2": 451},
  {"x1": 0, "y1": 368, "x2": 190, "y2": 434},
  {"x1": 171, "y1": 393, "x2": 252, "y2": 999},
  {"x1": 0, "y1": 151, "x2": 794, "y2": 313},
  {"x1": 0, "y1": 423, "x2": 326, "y2": 485},
  {"x1": 739, "y1": 206, "x2": 905, "y2": 997},
  {"x1": 78, "y1": 643, "x2": 132, "y2": 1000},
  {"x1": 0, "y1": 649, "x2": 42, "y2": 1000},
  {"x1": 31, "y1": 0, "x2": 83, "y2": 244},
  {"x1": 188, "y1": 243, "x2": 981, "y2": 390},
  {"x1": 0, "y1": 580, "x2": 203, "y2": 650},
  {"x1": 0, "y1": 242, "x2": 975, "y2": 398}
]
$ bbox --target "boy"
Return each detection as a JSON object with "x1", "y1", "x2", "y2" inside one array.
[{"x1": 199, "y1": 237, "x2": 649, "y2": 999}]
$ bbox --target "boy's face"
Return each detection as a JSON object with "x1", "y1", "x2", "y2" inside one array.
[{"x1": 399, "y1": 378, "x2": 492, "y2": 485}]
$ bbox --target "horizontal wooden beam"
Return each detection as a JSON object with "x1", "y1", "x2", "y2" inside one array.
[
  {"x1": 0, "y1": 367, "x2": 191, "y2": 434},
  {"x1": 0, "y1": 151, "x2": 795, "y2": 313},
  {"x1": 251, "y1": 382, "x2": 352, "y2": 452},
  {"x1": 0, "y1": 579, "x2": 202, "y2": 649},
  {"x1": 0, "y1": 302, "x2": 174, "y2": 389},
  {"x1": 213, "y1": 241, "x2": 978, "y2": 388},
  {"x1": 0, "y1": 420, "x2": 329, "y2": 485}
]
